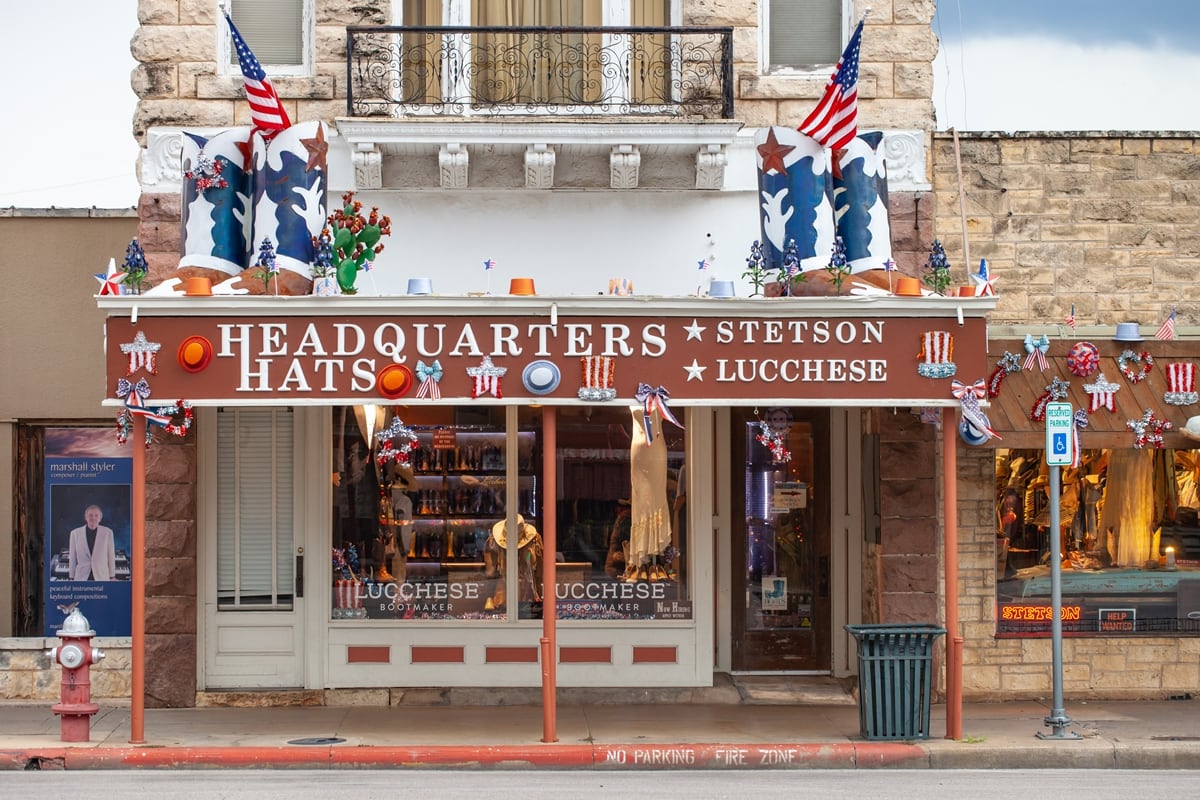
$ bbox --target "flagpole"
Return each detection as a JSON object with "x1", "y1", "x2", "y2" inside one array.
[{"x1": 129, "y1": 414, "x2": 146, "y2": 744}]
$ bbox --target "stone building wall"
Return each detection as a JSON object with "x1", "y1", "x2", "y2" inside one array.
[{"x1": 933, "y1": 131, "x2": 1200, "y2": 700}]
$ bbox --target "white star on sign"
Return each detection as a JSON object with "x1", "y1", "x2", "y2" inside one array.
[
  {"x1": 683, "y1": 359, "x2": 707, "y2": 381},
  {"x1": 683, "y1": 319, "x2": 706, "y2": 341}
]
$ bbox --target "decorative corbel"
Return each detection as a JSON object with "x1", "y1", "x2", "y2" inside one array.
[
  {"x1": 352, "y1": 142, "x2": 382, "y2": 190},
  {"x1": 695, "y1": 143, "x2": 726, "y2": 190},
  {"x1": 525, "y1": 143, "x2": 556, "y2": 189},
  {"x1": 439, "y1": 142, "x2": 468, "y2": 189},
  {"x1": 610, "y1": 144, "x2": 640, "y2": 189}
]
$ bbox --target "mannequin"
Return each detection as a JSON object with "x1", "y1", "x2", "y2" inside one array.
[
  {"x1": 483, "y1": 514, "x2": 543, "y2": 611},
  {"x1": 628, "y1": 405, "x2": 671, "y2": 581}
]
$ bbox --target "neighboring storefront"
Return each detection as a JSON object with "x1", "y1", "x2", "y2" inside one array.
[{"x1": 96, "y1": 294, "x2": 991, "y2": 692}]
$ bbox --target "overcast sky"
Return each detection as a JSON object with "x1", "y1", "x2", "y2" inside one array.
[{"x1": 2, "y1": 1, "x2": 1199, "y2": 208}]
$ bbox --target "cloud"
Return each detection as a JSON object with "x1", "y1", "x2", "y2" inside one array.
[{"x1": 935, "y1": 36, "x2": 1200, "y2": 132}]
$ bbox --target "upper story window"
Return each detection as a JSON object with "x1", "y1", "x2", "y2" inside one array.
[
  {"x1": 764, "y1": 0, "x2": 844, "y2": 73},
  {"x1": 220, "y1": 0, "x2": 313, "y2": 78}
]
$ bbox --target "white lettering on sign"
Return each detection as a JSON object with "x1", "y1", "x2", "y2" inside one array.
[
  {"x1": 714, "y1": 319, "x2": 885, "y2": 345},
  {"x1": 715, "y1": 358, "x2": 887, "y2": 383}
]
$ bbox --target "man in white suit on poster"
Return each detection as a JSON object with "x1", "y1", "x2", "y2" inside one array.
[{"x1": 68, "y1": 504, "x2": 116, "y2": 581}]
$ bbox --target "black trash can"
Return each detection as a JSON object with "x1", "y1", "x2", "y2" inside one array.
[{"x1": 845, "y1": 623, "x2": 945, "y2": 740}]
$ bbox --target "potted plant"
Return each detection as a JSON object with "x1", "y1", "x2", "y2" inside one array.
[
  {"x1": 310, "y1": 228, "x2": 340, "y2": 296},
  {"x1": 327, "y1": 192, "x2": 392, "y2": 295},
  {"x1": 121, "y1": 238, "x2": 149, "y2": 295}
]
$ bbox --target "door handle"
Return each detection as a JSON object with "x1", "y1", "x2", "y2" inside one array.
[{"x1": 295, "y1": 553, "x2": 304, "y2": 598}]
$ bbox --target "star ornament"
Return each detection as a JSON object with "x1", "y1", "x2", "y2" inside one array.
[
  {"x1": 756, "y1": 128, "x2": 795, "y2": 176},
  {"x1": 95, "y1": 258, "x2": 127, "y2": 296},
  {"x1": 970, "y1": 258, "x2": 996, "y2": 296},
  {"x1": 300, "y1": 124, "x2": 328, "y2": 173}
]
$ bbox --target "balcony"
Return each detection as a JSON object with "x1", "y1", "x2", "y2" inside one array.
[
  {"x1": 339, "y1": 26, "x2": 741, "y2": 191},
  {"x1": 345, "y1": 26, "x2": 734, "y2": 119}
]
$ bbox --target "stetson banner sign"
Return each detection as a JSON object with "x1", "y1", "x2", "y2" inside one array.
[{"x1": 103, "y1": 308, "x2": 988, "y2": 406}]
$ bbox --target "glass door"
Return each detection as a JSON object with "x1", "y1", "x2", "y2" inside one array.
[{"x1": 731, "y1": 407, "x2": 831, "y2": 672}]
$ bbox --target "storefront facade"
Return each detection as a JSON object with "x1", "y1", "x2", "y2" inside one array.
[{"x1": 96, "y1": 296, "x2": 989, "y2": 694}]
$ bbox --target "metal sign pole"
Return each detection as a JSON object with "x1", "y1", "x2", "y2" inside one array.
[{"x1": 1038, "y1": 402, "x2": 1081, "y2": 740}]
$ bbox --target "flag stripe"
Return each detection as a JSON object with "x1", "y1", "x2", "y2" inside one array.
[
  {"x1": 798, "y1": 18, "x2": 864, "y2": 151},
  {"x1": 223, "y1": 12, "x2": 291, "y2": 137}
]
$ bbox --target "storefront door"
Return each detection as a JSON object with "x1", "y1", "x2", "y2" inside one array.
[{"x1": 731, "y1": 407, "x2": 831, "y2": 672}]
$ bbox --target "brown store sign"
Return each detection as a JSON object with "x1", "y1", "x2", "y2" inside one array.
[{"x1": 105, "y1": 313, "x2": 988, "y2": 404}]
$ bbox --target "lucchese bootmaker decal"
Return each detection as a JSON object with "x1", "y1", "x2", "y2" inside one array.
[{"x1": 106, "y1": 314, "x2": 987, "y2": 403}]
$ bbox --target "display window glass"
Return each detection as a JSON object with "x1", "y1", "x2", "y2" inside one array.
[
  {"x1": 995, "y1": 447, "x2": 1200, "y2": 636},
  {"x1": 552, "y1": 405, "x2": 689, "y2": 621},
  {"x1": 330, "y1": 404, "x2": 688, "y2": 622}
]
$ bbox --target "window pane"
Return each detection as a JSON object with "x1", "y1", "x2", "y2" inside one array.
[
  {"x1": 554, "y1": 405, "x2": 690, "y2": 621},
  {"x1": 231, "y1": 0, "x2": 304, "y2": 66},
  {"x1": 332, "y1": 405, "x2": 532, "y2": 621},
  {"x1": 217, "y1": 408, "x2": 294, "y2": 608},
  {"x1": 995, "y1": 447, "x2": 1200, "y2": 636},
  {"x1": 769, "y1": 0, "x2": 842, "y2": 69}
]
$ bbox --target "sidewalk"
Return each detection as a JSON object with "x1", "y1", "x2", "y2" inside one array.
[{"x1": 2, "y1": 696, "x2": 1199, "y2": 770}]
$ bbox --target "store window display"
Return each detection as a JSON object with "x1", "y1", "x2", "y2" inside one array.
[
  {"x1": 329, "y1": 404, "x2": 688, "y2": 622},
  {"x1": 995, "y1": 446, "x2": 1200, "y2": 636}
]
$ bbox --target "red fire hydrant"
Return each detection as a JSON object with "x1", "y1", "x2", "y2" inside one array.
[{"x1": 47, "y1": 607, "x2": 106, "y2": 742}]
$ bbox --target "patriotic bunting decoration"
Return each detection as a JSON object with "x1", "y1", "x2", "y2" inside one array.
[
  {"x1": 1022, "y1": 334, "x2": 1050, "y2": 372},
  {"x1": 1071, "y1": 409, "x2": 1089, "y2": 468},
  {"x1": 634, "y1": 383, "x2": 685, "y2": 443},
  {"x1": 415, "y1": 359, "x2": 443, "y2": 400},
  {"x1": 952, "y1": 378, "x2": 1000, "y2": 445}
]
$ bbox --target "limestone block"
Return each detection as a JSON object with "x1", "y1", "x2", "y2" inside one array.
[
  {"x1": 132, "y1": 27, "x2": 215, "y2": 63},
  {"x1": 894, "y1": 62, "x2": 932, "y2": 98},
  {"x1": 326, "y1": 688, "x2": 390, "y2": 706},
  {"x1": 1161, "y1": 663, "x2": 1200, "y2": 687},
  {"x1": 318, "y1": 1, "x2": 388, "y2": 26},
  {"x1": 132, "y1": 63, "x2": 178, "y2": 99},
  {"x1": 682, "y1": 0, "x2": 757, "y2": 26},
  {"x1": 1149, "y1": 138, "x2": 1199, "y2": 154},
  {"x1": 178, "y1": 0, "x2": 215, "y2": 24},
  {"x1": 1041, "y1": 223, "x2": 1110, "y2": 242},
  {"x1": 134, "y1": 100, "x2": 234, "y2": 139}
]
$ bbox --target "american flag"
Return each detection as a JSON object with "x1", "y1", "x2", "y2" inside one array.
[
  {"x1": 883, "y1": 258, "x2": 897, "y2": 272},
  {"x1": 698, "y1": 259, "x2": 711, "y2": 271},
  {"x1": 1065, "y1": 304, "x2": 1076, "y2": 330},
  {"x1": 798, "y1": 17, "x2": 865, "y2": 150},
  {"x1": 223, "y1": 12, "x2": 291, "y2": 137},
  {"x1": 483, "y1": 258, "x2": 496, "y2": 271},
  {"x1": 1156, "y1": 308, "x2": 1177, "y2": 341}
]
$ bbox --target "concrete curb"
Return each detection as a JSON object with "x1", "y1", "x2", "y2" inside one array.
[{"x1": 3, "y1": 741, "x2": 1199, "y2": 771}]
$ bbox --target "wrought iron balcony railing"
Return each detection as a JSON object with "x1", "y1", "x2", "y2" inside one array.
[{"x1": 345, "y1": 26, "x2": 734, "y2": 119}]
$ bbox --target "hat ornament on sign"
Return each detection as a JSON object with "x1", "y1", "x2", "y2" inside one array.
[{"x1": 1163, "y1": 361, "x2": 1197, "y2": 405}]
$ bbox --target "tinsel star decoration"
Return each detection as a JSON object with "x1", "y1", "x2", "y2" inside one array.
[
  {"x1": 754, "y1": 421, "x2": 791, "y2": 463},
  {"x1": 1030, "y1": 377, "x2": 1071, "y2": 422},
  {"x1": 987, "y1": 351, "x2": 1021, "y2": 398},
  {"x1": 374, "y1": 416, "x2": 418, "y2": 467},
  {"x1": 467, "y1": 356, "x2": 507, "y2": 399},
  {"x1": 1126, "y1": 409, "x2": 1172, "y2": 449},
  {"x1": 119, "y1": 331, "x2": 161, "y2": 375},
  {"x1": 183, "y1": 150, "x2": 228, "y2": 192}
]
